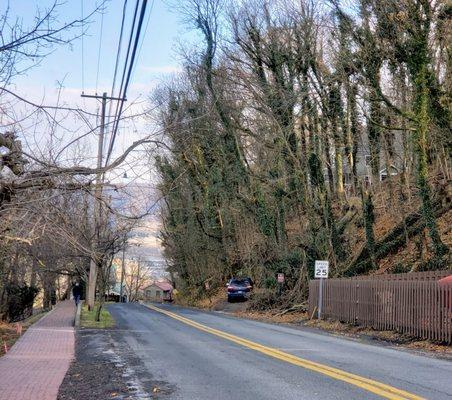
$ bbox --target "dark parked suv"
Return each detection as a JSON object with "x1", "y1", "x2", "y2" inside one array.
[{"x1": 227, "y1": 278, "x2": 253, "y2": 302}]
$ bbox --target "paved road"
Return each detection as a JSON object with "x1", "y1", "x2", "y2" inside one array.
[{"x1": 108, "y1": 303, "x2": 452, "y2": 400}]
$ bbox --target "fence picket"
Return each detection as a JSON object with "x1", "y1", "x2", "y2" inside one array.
[{"x1": 308, "y1": 271, "x2": 452, "y2": 344}]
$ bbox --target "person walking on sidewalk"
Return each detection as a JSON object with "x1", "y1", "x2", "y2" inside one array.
[{"x1": 72, "y1": 282, "x2": 82, "y2": 306}]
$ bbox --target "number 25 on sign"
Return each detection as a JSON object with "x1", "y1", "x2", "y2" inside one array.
[{"x1": 314, "y1": 260, "x2": 329, "y2": 278}]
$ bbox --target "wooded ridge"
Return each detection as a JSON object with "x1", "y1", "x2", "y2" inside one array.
[{"x1": 154, "y1": 0, "x2": 451, "y2": 307}]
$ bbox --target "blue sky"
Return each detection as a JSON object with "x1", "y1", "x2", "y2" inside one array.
[
  {"x1": 8, "y1": 0, "x2": 187, "y2": 105},
  {"x1": 2, "y1": 0, "x2": 198, "y2": 181},
  {"x1": 0, "y1": 1, "x2": 193, "y2": 260}
]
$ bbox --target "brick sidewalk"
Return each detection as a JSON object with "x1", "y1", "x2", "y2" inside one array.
[{"x1": 0, "y1": 301, "x2": 75, "y2": 400}]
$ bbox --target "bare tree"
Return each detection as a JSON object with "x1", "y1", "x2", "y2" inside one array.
[{"x1": 124, "y1": 258, "x2": 152, "y2": 302}]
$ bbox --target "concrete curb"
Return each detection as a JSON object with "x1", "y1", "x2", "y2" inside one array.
[{"x1": 74, "y1": 301, "x2": 83, "y2": 328}]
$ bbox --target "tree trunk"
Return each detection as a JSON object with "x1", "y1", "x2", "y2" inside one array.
[
  {"x1": 334, "y1": 143, "x2": 345, "y2": 198},
  {"x1": 362, "y1": 188, "x2": 376, "y2": 270},
  {"x1": 323, "y1": 127, "x2": 335, "y2": 194},
  {"x1": 43, "y1": 280, "x2": 52, "y2": 311},
  {"x1": 87, "y1": 259, "x2": 97, "y2": 310},
  {"x1": 382, "y1": 114, "x2": 395, "y2": 209},
  {"x1": 349, "y1": 83, "x2": 360, "y2": 194},
  {"x1": 368, "y1": 93, "x2": 382, "y2": 187},
  {"x1": 30, "y1": 258, "x2": 37, "y2": 288},
  {"x1": 414, "y1": 64, "x2": 447, "y2": 260},
  {"x1": 95, "y1": 299, "x2": 103, "y2": 322}
]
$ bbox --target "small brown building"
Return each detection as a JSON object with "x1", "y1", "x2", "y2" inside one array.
[{"x1": 144, "y1": 281, "x2": 173, "y2": 302}]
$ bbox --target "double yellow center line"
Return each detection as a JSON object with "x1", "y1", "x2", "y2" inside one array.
[{"x1": 145, "y1": 304, "x2": 424, "y2": 400}]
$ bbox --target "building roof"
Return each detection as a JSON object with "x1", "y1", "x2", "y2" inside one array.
[{"x1": 146, "y1": 281, "x2": 173, "y2": 291}]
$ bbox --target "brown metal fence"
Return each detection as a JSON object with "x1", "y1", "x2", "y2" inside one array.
[
  {"x1": 348, "y1": 270, "x2": 450, "y2": 281},
  {"x1": 308, "y1": 271, "x2": 452, "y2": 343}
]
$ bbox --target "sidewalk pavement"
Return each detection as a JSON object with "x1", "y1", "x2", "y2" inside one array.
[{"x1": 0, "y1": 301, "x2": 76, "y2": 400}]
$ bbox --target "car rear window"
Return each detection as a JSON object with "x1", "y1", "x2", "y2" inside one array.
[{"x1": 230, "y1": 279, "x2": 250, "y2": 286}]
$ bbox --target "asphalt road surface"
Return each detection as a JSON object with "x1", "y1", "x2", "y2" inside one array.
[{"x1": 107, "y1": 303, "x2": 452, "y2": 400}]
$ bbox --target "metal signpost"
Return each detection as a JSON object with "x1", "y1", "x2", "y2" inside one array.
[
  {"x1": 277, "y1": 273, "x2": 284, "y2": 296},
  {"x1": 314, "y1": 260, "x2": 329, "y2": 319}
]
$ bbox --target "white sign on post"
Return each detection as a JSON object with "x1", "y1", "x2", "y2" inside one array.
[
  {"x1": 277, "y1": 273, "x2": 285, "y2": 283},
  {"x1": 314, "y1": 260, "x2": 329, "y2": 320},
  {"x1": 314, "y1": 260, "x2": 329, "y2": 278}
]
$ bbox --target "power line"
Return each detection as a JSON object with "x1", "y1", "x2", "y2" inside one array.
[
  {"x1": 105, "y1": 0, "x2": 149, "y2": 166},
  {"x1": 111, "y1": 0, "x2": 130, "y2": 98},
  {"x1": 112, "y1": 0, "x2": 141, "y2": 117},
  {"x1": 95, "y1": 6, "x2": 106, "y2": 93},
  {"x1": 106, "y1": 0, "x2": 129, "y2": 135},
  {"x1": 105, "y1": 0, "x2": 141, "y2": 164},
  {"x1": 129, "y1": 0, "x2": 154, "y2": 84},
  {"x1": 81, "y1": 0, "x2": 85, "y2": 94}
]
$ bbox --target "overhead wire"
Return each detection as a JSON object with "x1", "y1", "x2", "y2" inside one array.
[
  {"x1": 105, "y1": 0, "x2": 141, "y2": 165},
  {"x1": 105, "y1": 0, "x2": 149, "y2": 166},
  {"x1": 106, "y1": 0, "x2": 129, "y2": 136},
  {"x1": 95, "y1": 5, "x2": 106, "y2": 93},
  {"x1": 129, "y1": 0, "x2": 154, "y2": 84},
  {"x1": 81, "y1": 0, "x2": 85, "y2": 97}
]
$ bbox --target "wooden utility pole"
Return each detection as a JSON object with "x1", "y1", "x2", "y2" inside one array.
[
  {"x1": 119, "y1": 244, "x2": 126, "y2": 302},
  {"x1": 81, "y1": 92, "x2": 125, "y2": 310}
]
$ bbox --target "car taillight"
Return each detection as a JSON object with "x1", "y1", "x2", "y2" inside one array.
[
  {"x1": 246, "y1": 285, "x2": 252, "y2": 290},
  {"x1": 227, "y1": 286, "x2": 234, "y2": 292}
]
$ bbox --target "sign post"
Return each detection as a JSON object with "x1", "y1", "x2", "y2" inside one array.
[
  {"x1": 314, "y1": 260, "x2": 329, "y2": 320},
  {"x1": 277, "y1": 273, "x2": 284, "y2": 296}
]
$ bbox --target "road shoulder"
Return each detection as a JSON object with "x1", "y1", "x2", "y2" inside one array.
[
  {"x1": 59, "y1": 304, "x2": 174, "y2": 400},
  {"x1": 58, "y1": 329, "x2": 130, "y2": 400}
]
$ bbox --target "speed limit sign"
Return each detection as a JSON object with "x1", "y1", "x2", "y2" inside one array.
[{"x1": 314, "y1": 260, "x2": 329, "y2": 278}]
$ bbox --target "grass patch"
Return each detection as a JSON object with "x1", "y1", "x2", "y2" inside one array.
[
  {"x1": 80, "y1": 303, "x2": 115, "y2": 329},
  {"x1": 0, "y1": 310, "x2": 47, "y2": 357}
]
